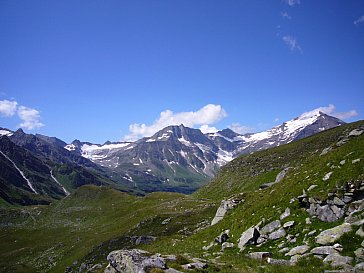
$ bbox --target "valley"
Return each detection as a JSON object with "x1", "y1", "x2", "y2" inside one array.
[{"x1": 0, "y1": 119, "x2": 363, "y2": 272}]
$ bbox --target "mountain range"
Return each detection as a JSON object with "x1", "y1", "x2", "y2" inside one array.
[{"x1": 0, "y1": 110, "x2": 344, "y2": 205}]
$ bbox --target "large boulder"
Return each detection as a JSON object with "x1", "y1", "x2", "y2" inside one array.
[
  {"x1": 285, "y1": 245, "x2": 310, "y2": 256},
  {"x1": 260, "y1": 220, "x2": 281, "y2": 235},
  {"x1": 310, "y1": 246, "x2": 339, "y2": 255},
  {"x1": 315, "y1": 223, "x2": 352, "y2": 245},
  {"x1": 238, "y1": 227, "x2": 260, "y2": 250},
  {"x1": 323, "y1": 253, "x2": 353, "y2": 268},
  {"x1": 105, "y1": 249, "x2": 166, "y2": 273}
]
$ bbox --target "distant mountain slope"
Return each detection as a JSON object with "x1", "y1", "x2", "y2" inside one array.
[
  {"x1": 0, "y1": 131, "x2": 137, "y2": 206},
  {"x1": 66, "y1": 112, "x2": 344, "y2": 193}
]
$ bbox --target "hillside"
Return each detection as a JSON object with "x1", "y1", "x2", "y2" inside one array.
[{"x1": 0, "y1": 120, "x2": 363, "y2": 273}]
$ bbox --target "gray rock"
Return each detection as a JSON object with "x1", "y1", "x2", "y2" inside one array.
[
  {"x1": 105, "y1": 249, "x2": 166, "y2": 273},
  {"x1": 349, "y1": 129, "x2": 364, "y2": 137},
  {"x1": 305, "y1": 217, "x2": 312, "y2": 224},
  {"x1": 133, "y1": 236, "x2": 157, "y2": 245},
  {"x1": 267, "y1": 258, "x2": 292, "y2": 266},
  {"x1": 256, "y1": 235, "x2": 267, "y2": 245},
  {"x1": 285, "y1": 245, "x2": 310, "y2": 256},
  {"x1": 238, "y1": 227, "x2": 260, "y2": 250},
  {"x1": 355, "y1": 248, "x2": 364, "y2": 260},
  {"x1": 311, "y1": 246, "x2": 339, "y2": 255},
  {"x1": 283, "y1": 221, "x2": 295, "y2": 229},
  {"x1": 215, "y1": 229, "x2": 230, "y2": 244},
  {"x1": 343, "y1": 196, "x2": 353, "y2": 203},
  {"x1": 275, "y1": 168, "x2": 290, "y2": 183},
  {"x1": 269, "y1": 228, "x2": 286, "y2": 240},
  {"x1": 331, "y1": 205, "x2": 345, "y2": 219},
  {"x1": 260, "y1": 220, "x2": 281, "y2": 235},
  {"x1": 333, "y1": 197, "x2": 345, "y2": 206},
  {"x1": 357, "y1": 227, "x2": 364, "y2": 238},
  {"x1": 211, "y1": 200, "x2": 237, "y2": 225},
  {"x1": 162, "y1": 218, "x2": 171, "y2": 225},
  {"x1": 315, "y1": 205, "x2": 341, "y2": 222},
  {"x1": 307, "y1": 230, "x2": 317, "y2": 237},
  {"x1": 316, "y1": 223, "x2": 352, "y2": 245},
  {"x1": 221, "y1": 242, "x2": 234, "y2": 251},
  {"x1": 339, "y1": 160, "x2": 346, "y2": 165},
  {"x1": 247, "y1": 252, "x2": 272, "y2": 260},
  {"x1": 355, "y1": 262, "x2": 364, "y2": 270},
  {"x1": 353, "y1": 158, "x2": 361, "y2": 164},
  {"x1": 323, "y1": 172, "x2": 333, "y2": 181},
  {"x1": 333, "y1": 243, "x2": 343, "y2": 252},
  {"x1": 278, "y1": 247, "x2": 290, "y2": 253},
  {"x1": 181, "y1": 262, "x2": 207, "y2": 269},
  {"x1": 307, "y1": 184, "x2": 318, "y2": 191},
  {"x1": 320, "y1": 147, "x2": 332, "y2": 156},
  {"x1": 323, "y1": 253, "x2": 353, "y2": 267},
  {"x1": 280, "y1": 208, "x2": 291, "y2": 220}
]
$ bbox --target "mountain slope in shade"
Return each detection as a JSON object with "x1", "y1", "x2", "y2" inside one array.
[{"x1": 66, "y1": 112, "x2": 345, "y2": 193}]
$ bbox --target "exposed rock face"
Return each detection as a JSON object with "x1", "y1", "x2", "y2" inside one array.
[
  {"x1": 211, "y1": 196, "x2": 243, "y2": 225},
  {"x1": 238, "y1": 227, "x2": 260, "y2": 250},
  {"x1": 315, "y1": 223, "x2": 352, "y2": 245},
  {"x1": 105, "y1": 249, "x2": 166, "y2": 273}
]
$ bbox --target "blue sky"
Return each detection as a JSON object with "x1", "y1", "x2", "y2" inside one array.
[{"x1": 0, "y1": 0, "x2": 363, "y2": 143}]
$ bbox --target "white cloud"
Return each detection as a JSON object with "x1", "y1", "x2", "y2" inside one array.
[
  {"x1": 123, "y1": 104, "x2": 227, "y2": 141},
  {"x1": 0, "y1": 100, "x2": 18, "y2": 117},
  {"x1": 228, "y1": 123, "x2": 254, "y2": 135},
  {"x1": 18, "y1": 106, "x2": 45, "y2": 130},
  {"x1": 200, "y1": 125, "x2": 219, "y2": 134},
  {"x1": 300, "y1": 104, "x2": 358, "y2": 120},
  {"x1": 281, "y1": 11, "x2": 292, "y2": 20},
  {"x1": 354, "y1": 15, "x2": 364, "y2": 25},
  {"x1": 274, "y1": 117, "x2": 280, "y2": 122},
  {"x1": 284, "y1": 0, "x2": 300, "y2": 6},
  {"x1": 282, "y1": 35, "x2": 302, "y2": 53}
]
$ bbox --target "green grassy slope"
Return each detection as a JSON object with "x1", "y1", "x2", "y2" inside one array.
[{"x1": 0, "y1": 121, "x2": 363, "y2": 273}]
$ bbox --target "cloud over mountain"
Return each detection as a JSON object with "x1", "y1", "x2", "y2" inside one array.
[{"x1": 123, "y1": 104, "x2": 227, "y2": 141}]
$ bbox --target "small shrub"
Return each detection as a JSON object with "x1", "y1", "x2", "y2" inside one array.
[{"x1": 175, "y1": 254, "x2": 190, "y2": 265}]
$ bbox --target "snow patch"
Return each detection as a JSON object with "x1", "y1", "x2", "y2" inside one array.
[
  {"x1": 50, "y1": 169, "x2": 70, "y2": 196},
  {"x1": 0, "y1": 129, "x2": 13, "y2": 137},
  {"x1": 0, "y1": 151, "x2": 38, "y2": 194}
]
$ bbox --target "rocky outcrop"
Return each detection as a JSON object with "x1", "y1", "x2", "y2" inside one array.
[
  {"x1": 211, "y1": 195, "x2": 244, "y2": 225},
  {"x1": 105, "y1": 249, "x2": 166, "y2": 273},
  {"x1": 298, "y1": 180, "x2": 364, "y2": 223}
]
